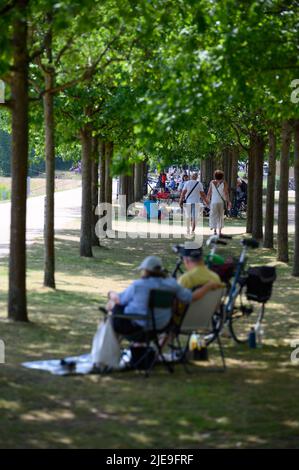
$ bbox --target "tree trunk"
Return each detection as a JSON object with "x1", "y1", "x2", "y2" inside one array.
[
  {"x1": 91, "y1": 136, "x2": 99, "y2": 247},
  {"x1": 128, "y1": 167, "x2": 135, "y2": 207},
  {"x1": 277, "y1": 120, "x2": 292, "y2": 262},
  {"x1": 104, "y1": 141, "x2": 113, "y2": 232},
  {"x1": 119, "y1": 173, "x2": 129, "y2": 213},
  {"x1": 119, "y1": 166, "x2": 135, "y2": 212},
  {"x1": 134, "y1": 162, "x2": 143, "y2": 201},
  {"x1": 8, "y1": 0, "x2": 29, "y2": 322},
  {"x1": 292, "y1": 120, "x2": 299, "y2": 276},
  {"x1": 222, "y1": 148, "x2": 230, "y2": 184},
  {"x1": 230, "y1": 146, "x2": 239, "y2": 202},
  {"x1": 226, "y1": 149, "x2": 232, "y2": 193},
  {"x1": 264, "y1": 129, "x2": 277, "y2": 248},
  {"x1": 43, "y1": 24, "x2": 56, "y2": 288},
  {"x1": 246, "y1": 134, "x2": 255, "y2": 233},
  {"x1": 99, "y1": 141, "x2": 106, "y2": 204},
  {"x1": 252, "y1": 132, "x2": 265, "y2": 240},
  {"x1": 105, "y1": 141, "x2": 113, "y2": 204},
  {"x1": 80, "y1": 127, "x2": 93, "y2": 257},
  {"x1": 201, "y1": 154, "x2": 215, "y2": 187},
  {"x1": 143, "y1": 161, "x2": 149, "y2": 196}
]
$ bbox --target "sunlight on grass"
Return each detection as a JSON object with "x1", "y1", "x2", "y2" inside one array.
[{"x1": 0, "y1": 227, "x2": 299, "y2": 448}]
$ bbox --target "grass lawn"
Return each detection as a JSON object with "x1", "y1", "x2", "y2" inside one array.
[
  {"x1": 0, "y1": 221, "x2": 299, "y2": 449},
  {"x1": 0, "y1": 171, "x2": 81, "y2": 201}
]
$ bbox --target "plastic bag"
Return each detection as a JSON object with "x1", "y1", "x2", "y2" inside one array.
[{"x1": 91, "y1": 316, "x2": 121, "y2": 369}]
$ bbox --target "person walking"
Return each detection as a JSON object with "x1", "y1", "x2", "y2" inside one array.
[
  {"x1": 179, "y1": 172, "x2": 208, "y2": 236},
  {"x1": 178, "y1": 174, "x2": 189, "y2": 192},
  {"x1": 207, "y1": 170, "x2": 231, "y2": 236}
]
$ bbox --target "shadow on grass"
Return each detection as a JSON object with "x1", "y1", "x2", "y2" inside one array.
[{"x1": 0, "y1": 228, "x2": 299, "y2": 448}]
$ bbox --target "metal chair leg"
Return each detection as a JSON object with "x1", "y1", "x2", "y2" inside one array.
[{"x1": 155, "y1": 339, "x2": 174, "y2": 374}]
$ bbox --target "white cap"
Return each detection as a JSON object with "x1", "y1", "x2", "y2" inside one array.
[{"x1": 137, "y1": 256, "x2": 163, "y2": 271}]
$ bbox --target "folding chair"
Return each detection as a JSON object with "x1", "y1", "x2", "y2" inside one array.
[
  {"x1": 113, "y1": 289, "x2": 176, "y2": 377},
  {"x1": 171, "y1": 288, "x2": 226, "y2": 371}
]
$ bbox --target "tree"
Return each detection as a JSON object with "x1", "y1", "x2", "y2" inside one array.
[
  {"x1": 293, "y1": 120, "x2": 299, "y2": 276},
  {"x1": 264, "y1": 128, "x2": 277, "y2": 249},
  {"x1": 277, "y1": 120, "x2": 292, "y2": 262},
  {"x1": 8, "y1": 0, "x2": 30, "y2": 322}
]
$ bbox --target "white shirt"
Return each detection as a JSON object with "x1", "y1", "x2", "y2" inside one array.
[{"x1": 183, "y1": 180, "x2": 204, "y2": 204}]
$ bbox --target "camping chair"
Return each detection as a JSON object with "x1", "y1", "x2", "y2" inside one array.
[
  {"x1": 171, "y1": 288, "x2": 226, "y2": 371},
  {"x1": 112, "y1": 289, "x2": 176, "y2": 377}
]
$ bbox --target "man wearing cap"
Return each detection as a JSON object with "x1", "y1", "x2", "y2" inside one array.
[
  {"x1": 107, "y1": 255, "x2": 221, "y2": 337},
  {"x1": 179, "y1": 247, "x2": 221, "y2": 290}
]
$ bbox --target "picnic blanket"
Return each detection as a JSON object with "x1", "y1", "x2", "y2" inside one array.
[
  {"x1": 22, "y1": 350, "x2": 179, "y2": 376},
  {"x1": 22, "y1": 352, "x2": 131, "y2": 376}
]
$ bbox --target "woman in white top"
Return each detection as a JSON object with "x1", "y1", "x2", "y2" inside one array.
[{"x1": 207, "y1": 170, "x2": 231, "y2": 235}]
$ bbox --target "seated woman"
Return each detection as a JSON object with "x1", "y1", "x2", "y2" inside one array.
[{"x1": 107, "y1": 256, "x2": 221, "y2": 338}]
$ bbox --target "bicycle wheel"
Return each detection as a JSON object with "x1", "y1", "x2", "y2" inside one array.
[{"x1": 228, "y1": 286, "x2": 263, "y2": 344}]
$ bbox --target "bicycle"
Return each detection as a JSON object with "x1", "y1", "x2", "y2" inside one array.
[
  {"x1": 171, "y1": 235, "x2": 274, "y2": 345},
  {"x1": 229, "y1": 190, "x2": 247, "y2": 219},
  {"x1": 223, "y1": 238, "x2": 268, "y2": 343}
]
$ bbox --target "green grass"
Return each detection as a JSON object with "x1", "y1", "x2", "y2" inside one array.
[
  {"x1": 0, "y1": 172, "x2": 81, "y2": 201},
  {"x1": 0, "y1": 225, "x2": 299, "y2": 449},
  {"x1": 0, "y1": 183, "x2": 10, "y2": 201}
]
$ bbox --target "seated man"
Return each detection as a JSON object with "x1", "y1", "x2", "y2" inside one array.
[
  {"x1": 173, "y1": 247, "x2": 222, "y2": 325},
  {"x1": 179, "y1": 247, "x2": 221, "y2": 290},
  {"x1": 107, "y1": 255, "x2": 221, "y2": 338}
]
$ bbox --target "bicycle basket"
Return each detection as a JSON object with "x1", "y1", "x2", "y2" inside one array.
[
  {"x1": 211, "y1": 257, "x2": 235, "y2": 283},
  {"x1": 246, "y1": 266, "x2": 276, "y2": 303}
]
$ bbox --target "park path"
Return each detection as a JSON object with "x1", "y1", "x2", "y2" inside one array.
[
  {"x1": 0, "y1": 180, "x2": 120, "y2": 259},
  {"x1": 0, "y1": 186, "x2": 295, "y2": 259},
  {"x1": 0, "y1": 188, "x2": 82, "y2": 259}
]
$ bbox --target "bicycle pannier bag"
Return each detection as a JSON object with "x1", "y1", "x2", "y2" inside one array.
[
  {"x1": 246, "y1": 266, "x2": 276, "y2": 303},
  {"x1": 211, "y1": 257, "x2": 235, "y2": 283}
]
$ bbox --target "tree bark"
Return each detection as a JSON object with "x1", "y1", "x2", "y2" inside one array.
[
  {"x1": 43, "y1": 19, "x2": 56, "y2": 288},
  {"x1": 252, "y1": 132, "x2": 265, "y2": 241},
  {"x1": 277, "y1": 120, "x2": 292, "y2": 262},
  {"x1": 264, "y1": 129, "x2": 277, "y2": 248},
  {"x1": 230, "y1": 146, "x2": 239, "y2": 201},
  {"x1": 201, "y1": 154, "x2": 215, "y2": 187},
  {"x1": 119, "y1": 165, "x2": 135, "y2": 211},
  {"x1": 134, "y1": 162, "x2": 143, "y2": 201},
  {"x1": 143, "y1": 161, "x2": 149, "y2": 196},
  {"x1": 119, "y1": 173, "x2": 129, "y2": 212},
  {"x1": 246, "y1": 134, "x2": 255, "y2": 234},
  {"x1": 99, "y1": 141, "x2": 106, "y2": 204},
  {"x1": 128, "y1": 166, "x2": 135, "y2": 207},
  {"x1": 104, "y1": 141, "x2": 113, "y2": 232},
  {"x1": 8, "y1": 0, "x2": 29, "y2": 321},
  {"x1": 105, "y1": 141, "x2": 113, "y2": 204},
  {"x1": 91, "y1": 136, "x2": 99, "y2": 247},
  {"x1": 292, "y1": 120, "x2": 299, "y2": 276},
  {"x1": 80, "y1": 126, "x2": 93, "y2": 257}
]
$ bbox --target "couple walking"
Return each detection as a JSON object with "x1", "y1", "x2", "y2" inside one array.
[{"x1": 179, "y1": 170, "x2": 231, "y2": 236}]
